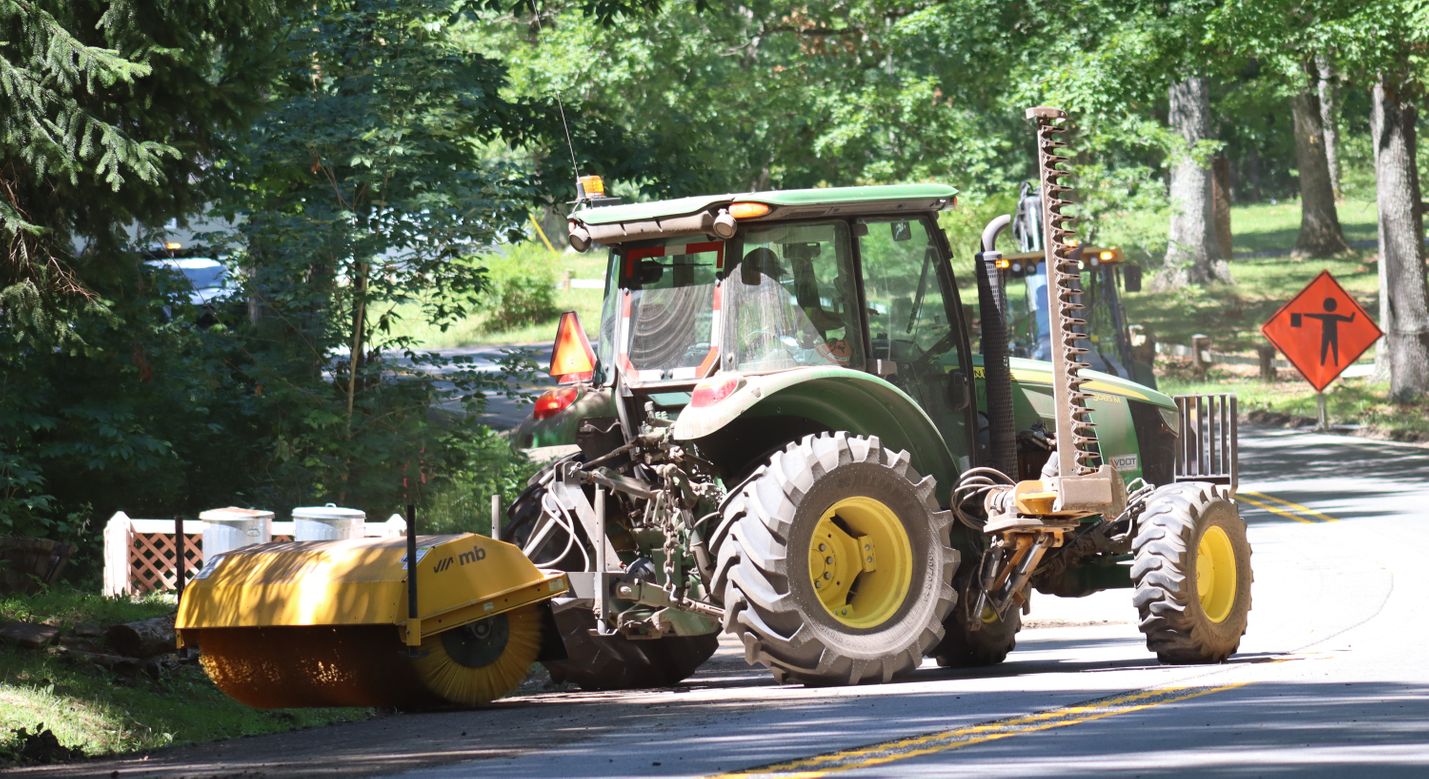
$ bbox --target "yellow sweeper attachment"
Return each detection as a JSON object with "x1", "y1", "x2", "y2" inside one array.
[{"x1": 175, "y1": 533, "x2": 567, "y2": 709}]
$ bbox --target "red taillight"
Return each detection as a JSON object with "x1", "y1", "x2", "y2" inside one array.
[
  {"x1": 533, "y1": 386, "x2": 580, "y2": 420},
  {"x1": 690, "y1": 374, "x2": 743, "y2": 408},
  {"x1": 549, "y1": 311, "x2": 596, "y2": 383}
]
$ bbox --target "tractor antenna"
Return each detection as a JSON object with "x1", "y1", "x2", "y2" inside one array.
[{"x1": 528, "y1": 0, "x2": 582, "y2": 188}]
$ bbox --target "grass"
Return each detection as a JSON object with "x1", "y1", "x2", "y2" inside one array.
[
  {"x1": 0, "y1": 587, "x2": 367, "y2": 765},
  {"x1": 379, "y1": 286, "x2": 604, "y2": 349},
  {"x1": 1111, "y1": 193, "x2": 1383, "y2": 351},
  {"x1": 1161, "y1": 370, "x2": 1429, "y2": 443},
  {"x1": 382, "y1": 248, "x2": 607, "y2": 349},
  {"x1": 1119, "y1": 191, "x2": 1428, "y2": 442},
  {"x1": 1121, "y1": 250, "x2": 1380, "y2": 352},
  {"x1": 0, "y1": 588, "x2": 171, "y2": 630}
]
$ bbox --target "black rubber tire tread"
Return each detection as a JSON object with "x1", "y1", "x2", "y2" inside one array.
[
  {"x1": 1131, "y1": 482, "x2": 1253, "y2": 664},
  {"x1": 932, "y1": 563, "x2": 1021, "y2": 667},
  {"x1": 713, "y1": 432, "x2": 958, "y2": 686},
  {"x1": 541, "y1": 605, "x2": 719, "y2": 691},
  {"x1": 511, "y1": 471, "x2": 719, "y2": 691}
]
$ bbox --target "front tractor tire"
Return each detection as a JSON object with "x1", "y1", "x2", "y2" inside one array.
[
  {"x1": 932, "y1": 564, "x2": 1021, "y2": 668},
  {"x1": 713, "y1": 433, "x2": 957, "y2": 686},
  {"x1": 1131, "y1": 483, "x2": 1253, "y2": 664}
]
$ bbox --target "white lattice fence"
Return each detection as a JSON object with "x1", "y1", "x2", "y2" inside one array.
[{"x1": 102, "y1": 512, "x2": 407, "y2": 597}]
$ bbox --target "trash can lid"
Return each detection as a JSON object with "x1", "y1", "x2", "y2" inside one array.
[
  {"x1": 291, "y1": 504, "x2": 366, "y2": 521},
  {"x1": 199, "y1": 506, "x2": 275, "y2": 522}
]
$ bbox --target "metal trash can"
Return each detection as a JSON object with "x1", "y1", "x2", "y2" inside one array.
[
  {"x1": 292, "y1": 504, "x2": 366, "y2": 541},
  {"x1": 199, "y1": 507, "x2": 274, "y2": 556}
]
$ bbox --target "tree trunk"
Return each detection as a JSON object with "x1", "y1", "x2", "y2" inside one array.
[
  {"x1": 1212, "y1": 153, "x2": 1233, "y2": 258},
  {"x1": 340, "y1": 257, "x2": 369, "y2": 504},
  {"x1": 1371, "y1": 89, "x2": 1393, "y2": 382},
  {"x1": 1374, "y1": 79, "x2": 1429, "y2": 401},
  {"x1": 1159, "y1": 76, "x2": 1228, "y2": 288},
  {"x1": 1291, "y1": 86, "x2": 1350, "y2": 257},
  {"x1": 1316, "y1": 53, "x2": 1341, "y2": 199}
]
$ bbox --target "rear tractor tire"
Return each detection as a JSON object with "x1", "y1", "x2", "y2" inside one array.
[
  {"x1": 1131, "y1": 483, "x2": 1252, "y2": 663},
  {"x1": 714, "y1": 432, "x2": 957, "y2": 686},
  {"x1": 932, "y1": 563, "x2": 1020, "y2": 668}
]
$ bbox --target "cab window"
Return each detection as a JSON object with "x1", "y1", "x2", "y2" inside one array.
[
  {"x1": 726, "y1": 221, "x2": 862, "y2": 373},
  {"x1": 857, "y1": 217, "x2": 958, "y2": 368}
]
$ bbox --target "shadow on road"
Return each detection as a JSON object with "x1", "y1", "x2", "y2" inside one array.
[
  {"x1": 18, "y1": 638, "x2": 1405, "y2": 779},
  {"x1": 1239, "y1": 425, "x2": 1429, "y2": 523}
]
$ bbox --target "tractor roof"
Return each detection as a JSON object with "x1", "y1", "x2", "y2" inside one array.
[{"x1": 571, "y1": 183, "x2": 958, "y2": 227}]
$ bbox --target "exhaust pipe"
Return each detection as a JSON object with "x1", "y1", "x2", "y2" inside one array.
[{"x1": 976, "y1": 214, "x2": 1017, "y2": 477}]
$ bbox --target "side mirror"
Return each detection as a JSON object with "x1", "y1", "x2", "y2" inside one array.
[{"x1": 1123, "y1": 264, "x2": 1142, "y2": 293}]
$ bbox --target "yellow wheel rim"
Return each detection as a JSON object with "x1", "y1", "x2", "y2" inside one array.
[
  {"x1": 808, "y1": 496, "x2": 913, "y2": 629},
  {"x1": 1196, "y1": 525, "x2": 1237, "y2": 623}
]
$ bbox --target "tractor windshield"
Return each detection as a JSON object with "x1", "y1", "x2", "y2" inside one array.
[
  {"x1": 1005, "y1": 260, "x2": 1128, "y2": 376},
  {"x1": 606, "y1": 222, "x2": 858, "y2": 385},
  {"x1": 610, "y1": 239, "x2": 723, "y2": 384}
]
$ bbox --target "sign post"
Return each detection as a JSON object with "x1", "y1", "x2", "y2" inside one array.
[{"x1": 1260, "y1": 271, "x2": 1382, "y2": 430}]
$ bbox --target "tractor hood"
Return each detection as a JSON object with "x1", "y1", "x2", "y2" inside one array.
[{"x1": 999, "y1": 356, "x2": 1174, "y2": 408}]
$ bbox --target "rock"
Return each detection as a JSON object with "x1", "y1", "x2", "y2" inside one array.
[
  {"x1": 69, "y1": 622, "x2": 104, "y2": 638},
  {"x1": 105, "y1": 614, "x2": 176, "y2": 658},
  {"x1": 64, "y1": 649, "x2": 143, "y2": 674},
  {"x1": 7, "y1": 724, "x2": 80, "y2": 765},
  {"x1": 0, "y1": 621, "x2": 60, "y2": 649}
]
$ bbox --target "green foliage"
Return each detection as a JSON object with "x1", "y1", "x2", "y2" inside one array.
[
  {"x1": 0, "y1": 0, "x2": 576, "y2": 570},
  {"x1": 0, "y1": 0, "x2": 299, "y2": 552},
  {"x1": 216, "y1": 0, "x2": 564, "y2": 516},
  {"x1": 476, "y1": 244, "x2": 560, "y2": 332},
  {"x1": 0, "y1": 0, "x2": 290, "y2": 291},
  {"x1": 423, "y1": 426, "x2": 542, "y2": 535}
]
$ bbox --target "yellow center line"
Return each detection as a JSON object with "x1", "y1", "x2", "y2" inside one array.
[
  {"x1": 1236, "y1": 493, "x2": 1314, "y2": 524},
  {"x1": 1239, "y1": 490, "x2": 1338, "y2": 523},
  {"x1": 715, "y1": 680, "x2": 1250, "y2": 777}
]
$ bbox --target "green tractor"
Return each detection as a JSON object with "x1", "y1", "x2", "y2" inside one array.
[
  {"x1": 507, "y1": 107, "x2": 1249, "y2": 690},
  {"x1": 996, "y1": 182, "x2": 1157, "y2": 388}
]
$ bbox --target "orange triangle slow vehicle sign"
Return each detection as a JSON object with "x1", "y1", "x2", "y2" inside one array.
[{"x1": 1261, "y1": 270, "x2": 1382, "y2": 392}]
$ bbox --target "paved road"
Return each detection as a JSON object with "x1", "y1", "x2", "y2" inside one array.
[
  {"x1": 18, "y1": 426, "x2": 1429, "y2": 777},
  {"x1": 396, "y1": 343, "x2": 551, "y2": 430}
]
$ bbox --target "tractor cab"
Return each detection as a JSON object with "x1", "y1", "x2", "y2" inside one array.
[
  {"x1": 535, "y1": 182, "x2": 979, "y2": 475},
  {"x1": 997, "y1": 184, "x2": 1156, "y2": 388}
]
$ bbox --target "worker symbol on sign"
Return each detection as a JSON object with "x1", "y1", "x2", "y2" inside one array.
[{"x1": 1290, "y1": 297, "x2": 1356, "y2": 366}]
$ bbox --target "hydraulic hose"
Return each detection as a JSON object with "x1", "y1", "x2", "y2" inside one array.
[{"x1": 975, "y1": 214, "x2": 1017, "y2": 478}]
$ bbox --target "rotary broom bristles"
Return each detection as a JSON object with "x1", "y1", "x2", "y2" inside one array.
[
  {"x1": 409, "y1": 605, "x2": 542, "y2": 706},
  {"x1": 195, "y1": 606, "x2": 542, "y2": 709},
  {"x1": 197, "y1": 625, "x2": 429, "y2": 708}
]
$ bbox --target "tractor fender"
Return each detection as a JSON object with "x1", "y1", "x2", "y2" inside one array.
[{"x1": 672, "y1": 367, "x2": 959, "y2": 495}]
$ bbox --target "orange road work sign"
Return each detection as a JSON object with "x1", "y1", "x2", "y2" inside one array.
[{"x1": 1261, "y1": 270, "x2": 1381, "y2": 392}]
